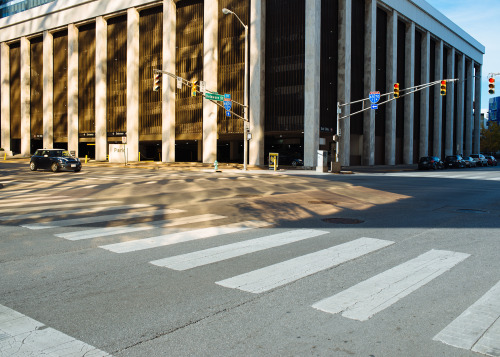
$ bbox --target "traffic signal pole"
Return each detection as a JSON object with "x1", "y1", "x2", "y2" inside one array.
[{"x1": 334, "y1": 78, "x2": 458, "y2": 163}]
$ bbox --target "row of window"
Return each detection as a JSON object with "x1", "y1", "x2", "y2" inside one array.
[{"x1": 0, "y1": 0, "x2": 54, "y2": 18}]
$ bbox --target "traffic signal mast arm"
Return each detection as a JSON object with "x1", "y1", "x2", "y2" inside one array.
[
  {"x1": 153, "y1": 69, "x2": 246, "y2": 121},
  {"x1": 338, "y1": 78, "x2": 458, "y2": 120}
]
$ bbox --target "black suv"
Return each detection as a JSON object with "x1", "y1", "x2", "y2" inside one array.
[
  {"x1": 30, "y1": 149, "x2": 82, "y2": 172},
  {"x1": 444, "y1": 155, "x2": 465, "y2": 169}
]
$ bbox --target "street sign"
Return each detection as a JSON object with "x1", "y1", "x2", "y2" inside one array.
[
  {"x1": 223, "y1": 101, "x2": 232, "y2": 110},
  {"x1": 226, "y1": 110, "x2": 231, "y2": 117},
  {"x1": 371, "y1": 104, "x2": 378, "y2": 110},
  {"x1": 369, "y1": 91, "x2": 381, "y2": 104},
  {"x1": 200, "y1": 81, "x2": 206, "y2": 93},
  {"x1": 177, "y1": 77, "x2": 182, "y2": 89},
  {"x1": 205, "y1": 93, "x2": 224, "y2": 101},
  {"x1": 224, "y1": 94, "x2": 232, "y2": 117}
]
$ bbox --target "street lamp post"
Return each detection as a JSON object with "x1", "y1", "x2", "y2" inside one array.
[{"x1": 222, "y1": 8, "x2": 248, "y2": 171}]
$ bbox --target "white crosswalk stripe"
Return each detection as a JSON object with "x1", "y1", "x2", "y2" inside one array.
[
  {"x1": 57, "y1": 213, "x2": 226, "y2": 241},
  {"x1": 21, "y1": 208, "x2": 184, "y2": 230},
  {"x1": 150, "y1": 229, "x2": 329, "y2": 270},
  {"x1": 312, "y1": 249, "x2": 469, "y2": 321},
  {"x1": 216, "y1": 238, "x2": 394, "y2": 294},
  {"x1": 100, "y1": 220, "x2": 271, "y2": 253},
  {"x1": 0, "y1": 200, "x2": 117, "y2": 214},
  {"x1": 0, "y1": 304, "x2": 110, "y2": 356},
  {"x1": 0, "y1": 202, "x2": 137, "y2": 221},
  {"x1": 433, "y1": 280, "x2": 500, "y2": 356}
]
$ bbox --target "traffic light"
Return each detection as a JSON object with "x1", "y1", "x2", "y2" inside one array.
[
  {"x1": 393, "y1": 83, "x2": 399, "y2": 98},
  {"x1": 440, "y1": 80, "x2": 446, "y2": 96},
  {"x1": 489, "y1": 77, "x2": 495, "y2": 95},
  {"x1": 191, "y1": 81, "x2": 197, "y2": 97},
  {"x1": 153, "y1": 73, "x2": 161, "y2": 92}
]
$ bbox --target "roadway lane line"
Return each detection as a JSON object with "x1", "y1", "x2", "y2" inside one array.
[
  {"x1": 57, "y1": 213, "x2": 226, "y2": 240},
  {"x1": 312, "y1": 249, "x2": 470, "y2": 321},
  {"x1": 151, "y1": 229, "x2": 329, "y2": 271},
  {"x1": 0, "y1": 203, "x2": 147, "y2": 221},
  {"x1": 100, "y1": 220, "x2": 271, "y2": 253},
  {"x1": 0, "y1": 200, "x2": 119, "y2": 214},
  {"x1": 216, "y1": 238, "x2": 394, "y2": 294},
  {"x1": 433, "y1": 280, "x2": 500, "y2": 356},
  {"x1": 1, "y1": 197, "x2": 91, "y2": 208},
  {"x1": 1, "y1": 195, "x2": 69, "y2": 204},
  {"x1": 21, "y1": 208, "x2": 184, "y2": 230},
  {"x1": 0, "y1": 304, "x2": 110, "y2": 356}
]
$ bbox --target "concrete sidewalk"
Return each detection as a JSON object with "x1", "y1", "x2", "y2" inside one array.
[{"x1": 1, "y1": 155, "x2": 418, "y2": 175}]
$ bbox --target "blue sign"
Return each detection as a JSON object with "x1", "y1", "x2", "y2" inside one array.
[
  {"x1": 371, "y1": 104, "x2": 378, "y2": 110},
  {"x1": 226, "y1": 110, "x2": 231, "y2": 117},
  {"x1": 224, "y1": 93, "x2": 231, "y2": 99},
  {"x1": 369, "y1": 91, "x2": 380, "y2": 104},
  {"x1": 223, "y1": 101, "x2": 232, "y2": 110}
]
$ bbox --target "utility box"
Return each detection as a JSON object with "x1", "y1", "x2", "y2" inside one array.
[{"x1": 316, "y1": 150, "x2": 328, "y2": 172}]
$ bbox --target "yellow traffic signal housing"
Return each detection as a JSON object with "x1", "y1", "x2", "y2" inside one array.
[
  {"x1": 489, "y1": 77, "x2": 495, "y2": 95},
  {"x1": 440, "y1": 80, "x2": 446, "y2": 96},
  {"x1": 393, "y1": 83, "x2": 400, "y2": 98},
  {"x1": 191, "y1": 81, "x2": 197, "y2": 97},
  {"x1": 153, "y1": 73, "x2": 161, "y2": 92}
]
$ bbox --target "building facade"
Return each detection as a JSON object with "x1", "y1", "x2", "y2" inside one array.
[{"x1": 0, "y1": 0, "x2": 485, "y2": 166}]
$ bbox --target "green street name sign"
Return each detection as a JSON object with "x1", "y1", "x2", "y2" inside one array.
[{"x1": 205, "y1": 93, "x2": 224, "y2": 101}]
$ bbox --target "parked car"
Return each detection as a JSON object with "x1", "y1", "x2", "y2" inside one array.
[
  {"x1": 418, "y1": 156, "x2": 443, "y2": 170},
  {"x1": 470, "y1": 154, "x2": 488, "y2": 167},
  {"x1": 486, "y1": 155, "x2": 498, "y2": 166},
  {"x1": 277, "y1": 153, "x2": 304, "y2": 167},
  {"x1": 30, "y1": 149, "x2": 82, "y2": 172},
  {"x1": 462, "y1": 156, "x2": 477, "y2": 168},
  {"x1": 444, "y1": 155, "x2": 466, "y2": 169}
]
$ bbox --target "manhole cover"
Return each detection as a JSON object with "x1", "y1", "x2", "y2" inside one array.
[
  {"x1": 308, "y1": 201, "x2": 337, "y2": 205},
  {"x1": 322, "y1": 218, "x2": 364, "y2": 224},
  {"x1": 456, "y1": 209, "x2": 487, "y2": 214}
]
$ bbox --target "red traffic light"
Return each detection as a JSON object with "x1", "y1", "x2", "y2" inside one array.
[
  {"x1": 489, "y1": 77, "x2": 495, "y2": 95},
  {"x1": 393, "y1": 83, "x2": 400, "y2": 98},
  {"x1": 440, "y1": 80, "x2": 447, "y2": 96}
]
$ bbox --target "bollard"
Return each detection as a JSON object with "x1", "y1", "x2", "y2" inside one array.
[
  {"x1": 3, "y1": 153, "x2": 6, "y2": 160},
  {"x1": 273, "y1": 160, "x2": 277, "y2": 171},
  {"x1": 138, "y1": 152, "x2": 141, "y2": 162},
  {"x1": 214, "y1": 160, "x2": 218, "y2": 171},
  {"x1": 85, "y1": 155, "x2": 88, "y2": 164}
]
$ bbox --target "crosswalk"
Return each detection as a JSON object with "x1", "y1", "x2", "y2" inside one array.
[{"x1": 1, "y1": 192, "x2": 499, "y2": 356}]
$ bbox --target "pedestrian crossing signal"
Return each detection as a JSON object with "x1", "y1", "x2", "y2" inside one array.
[
  {"x1": 440, "y1": 80, "x2": 447, "y2": 96},
  {"x1": 153, "y1": 73, "x2": 161, "y2": 92},
  {"x1": 489, "y1": 77, "x2": 495, "y2": 95},
  {"x1": 393, "y1": 83, "x2": 399, "y2": 98}
]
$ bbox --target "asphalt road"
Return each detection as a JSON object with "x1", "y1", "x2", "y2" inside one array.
[{"x1": 1, "y1": 161, "x2": 499, "y2": 357}]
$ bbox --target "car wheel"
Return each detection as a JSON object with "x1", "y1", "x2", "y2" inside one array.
[
  {"x1": 51, "y1": 162, "x2": 59, "y2": 172},
  {"x1": 29, "y1": 162, "x2": 37, "y2": 171}
]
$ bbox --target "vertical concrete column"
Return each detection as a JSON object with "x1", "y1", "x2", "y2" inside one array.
[
  {"x1": 362, "y1": 0, "x2": 376, "y2": 166},
  {"x1": 464, "y1": 60, "x2": 473, "y2": 157},
  {"x1": 95, "y1": 16, "x2": 107, "y2": 161},
  {"x1": 385, "y1": 10, "x2": 397, "y2": 165},
  {"x1": 433, "y1": 40, "x2": 443, "y2": 157},
  {"x1": 162, "y1": 0, "x2": 176, "y2": 163},
  {"x1": 1, "y1": 43, "x2": 10, "y2": 152},
  {"x1": 202, "y1": 0, "x2": 218, "y2": 164},
  {"x1": 456, "y1": 54, "x2": 465, "y2": 155},
  {"x1": 304, "y1": 0, "x2": 321, "y2": 169},
  {"x1": 403, "y1": 22, "x2": 415, "y2": 164},
  {"x1": 473, "y1": 65, "x2": 481, "y2": 154},
  {"x1": 445, "y1": 47, "x2": 455, "y2": 156},
  {"x1": 249, "y1": 0, "x2": 265, "y2": 166},
  {"x1": 127, "y1": 8, "x2": 139, "y2": 162},
  {"x1": 20, "y1": 37, "x2": 30, "y2": 156},
  {"x1": 43, "y1": 30, "x2": 54, "y2": 149},
  {"x1": 337, "y1": 0, "x2": 351, "y2": 166},
  {"x1": 419, "y1": 32, "x2": 430, "y2": 157},
  {"x1": 67, "y1": 24, "x2": 79, "y2": 157}
]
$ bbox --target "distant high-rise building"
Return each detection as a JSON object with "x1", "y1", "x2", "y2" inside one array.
[{"x1": 0, "y1": 0, "x2": 55, "y2": 19}]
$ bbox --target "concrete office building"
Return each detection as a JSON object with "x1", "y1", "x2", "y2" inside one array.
[{"x1": 0, "y1": 0, "x2": 484, "y2": 167}]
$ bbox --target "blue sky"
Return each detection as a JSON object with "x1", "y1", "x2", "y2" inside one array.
[{"x1": 427, "y1": 0, "x2": 498, "y2": 109}]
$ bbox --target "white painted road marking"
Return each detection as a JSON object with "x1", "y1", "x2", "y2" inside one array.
[
  {"x1": 100, "y1": 220, "x2": 271, "y2": 253},
  {"x1": 0, "y1": 304, "x2": 110, "y2": 356},
  {"x1": 312, "y1": 249, "x2": 470, "y2": 321},
  {"x1": 216, "y1": 238, "x2": 394, "y2": 294},
  {"x1": 21, "y1": 208, "x2": 184, "y2": 230},
  {"x1": 0, "y1": 200, "x2": 119, "y2": 214},
  {"x1": 57, "y1": 214, "x2": 226, "y2": 241},
  {"x1": 151, "y1": 229, "x2": 329, "y2": 270},
  {"x1": 433, "y1": 280, "x2": 500, "y2": 356},
  {"x1": 0, "y1": 203, "x2": 146, "y2": 221},
  {"x1": 1, "y1": 197, "x2": 90, "y2": 208}
]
